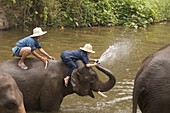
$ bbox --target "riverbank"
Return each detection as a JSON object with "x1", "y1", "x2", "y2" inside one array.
[{"x1": 1, "y1": 0, "x2": 170, "y2": 29}]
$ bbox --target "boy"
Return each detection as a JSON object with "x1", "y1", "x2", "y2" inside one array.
[
  {"x1": 61, "y1": 44, "x2": 98, "y2": 87},
  {"x1": 12, "y1": 27, "x2": 55, "y2": 69}
]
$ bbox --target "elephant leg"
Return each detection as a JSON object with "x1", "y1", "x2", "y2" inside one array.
[
  {"x1": 39, "y1": 79, "x2": 63, "y2": 111},
  {"x1": 41, "y1": 98, "x2": 61, "y2": 111}
]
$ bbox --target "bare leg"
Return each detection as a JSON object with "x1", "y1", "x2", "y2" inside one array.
[{"x1": 18, "y1": 47, "x2": 31, "y2": 69}]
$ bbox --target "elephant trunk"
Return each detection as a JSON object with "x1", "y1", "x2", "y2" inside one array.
[{"x1": 91, "y1": 64, "x2": 116, "y2": 92}]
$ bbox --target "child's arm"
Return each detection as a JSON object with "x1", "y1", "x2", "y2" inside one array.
[
  {"x1": 89, "y1": 58, "x2": 99, "y2": 62},
  {"x1": 38, "y1": 48, "x2": 55, "y2": 60},
  {"x1": 32, "y1": 50, "x2": 47, "y2": 62},
  {"x1": 86, "y1": 62, "x2": 98, "y2": 67}
]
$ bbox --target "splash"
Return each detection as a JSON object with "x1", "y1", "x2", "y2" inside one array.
[{"x1": 98, "y1": 41, "x2": 132, "y2": 65}]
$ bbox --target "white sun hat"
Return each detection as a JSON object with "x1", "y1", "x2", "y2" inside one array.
[
  {"x1": 30, "y1": 27, "x2": 47, "y2": 37},
  {"x1": 80, "y1": 44, "x2": 95, "y2": 53}
]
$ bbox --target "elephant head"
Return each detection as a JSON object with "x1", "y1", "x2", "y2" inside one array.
[
  {"x1": 0, "y1": 73, "x2": 26, "y2": 113},
  {"x1": 71, "y1": 60, "x2": 116, "y2": 98}
]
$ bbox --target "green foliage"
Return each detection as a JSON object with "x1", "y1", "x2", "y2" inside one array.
[
  {"x1": 111, "y1": 0, "x2": 154, "y2": 28},
  {"x1": 57, "y1": 0, "x2": 117, "y2": 28},
  {"x1": 58, "y1": 0, "x2": 85, "y2": 27},
  {"x1": 93, "y1": 0, "x2": 118, "y2": 26},
  {"x1": 147, "y1": 0, "x2": 170, "y2": 21},
  {"x1": 1, "y1": 0, "x2": 170, "y2": 28},
  {"x1": 1, "y1": 0, "x2": 49, "y2": 28}
]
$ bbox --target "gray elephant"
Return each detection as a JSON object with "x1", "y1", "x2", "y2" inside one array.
[
  {"x1": 0, "y1": 73, "x2": 26, "y2": 113},
  {"x1": 0, "y1": 58, "x2": 116, "y2": 112},
  {"x1": 133, "y1": 44, "x2": 170, "y2": 113}
]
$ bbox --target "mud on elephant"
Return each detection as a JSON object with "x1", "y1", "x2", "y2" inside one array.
[
  {"x1": 0, "y1": 73, "x2": 26, "y2": 113},
  {"x1": 0, "y1": 58, "x2": 116, "y2": 112},
  {"x1": 133, "y1": 44, "x2": 170, "y2": 113}
]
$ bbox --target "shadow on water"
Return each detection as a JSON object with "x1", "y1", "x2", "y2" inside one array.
[{"x1": 1, "y1": 22, "x2": 170, "y2": 113}]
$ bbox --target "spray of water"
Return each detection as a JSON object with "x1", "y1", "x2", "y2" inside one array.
[{"x1": 98, "y1": 41, "x2": 132, "y2": 65}]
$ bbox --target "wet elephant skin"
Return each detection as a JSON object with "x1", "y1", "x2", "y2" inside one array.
[{"x1": 133, "y1": 44, "x2": 170, "y2": 113}]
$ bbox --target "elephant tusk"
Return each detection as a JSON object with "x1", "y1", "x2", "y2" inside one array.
[{"x1": 97, "y1": 91, "x2": 107, "y2": 98}]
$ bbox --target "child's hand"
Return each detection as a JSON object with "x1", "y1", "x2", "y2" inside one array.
[
  {"x1": 48, "y1": 56, "x2": 55, "y2": 60},
  {"x1": 41, "y1": 57, "x2": 48, "y2": 63},
  {"x1": 94, "y1": 59, "x2": 99, "y2": 62},
  {"x1": 94, "y1": 62, "x2": 98, "y2": 66}
]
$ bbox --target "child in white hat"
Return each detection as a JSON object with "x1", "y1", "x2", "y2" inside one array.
[
  {"x1": 60, "y1": 44, "x2": 98, "y2": 87},
  {"x1": 12, "y1": 27, "x2": 55, "y2": 69}
]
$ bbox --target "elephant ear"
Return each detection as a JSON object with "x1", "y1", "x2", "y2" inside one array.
[{"x1": 70, "y1": 66, "x2": 86, "y2": 91}]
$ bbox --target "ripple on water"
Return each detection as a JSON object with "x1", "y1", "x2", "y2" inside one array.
[{"x1": 59, "y1": 79, "x2": 134, "y2": 113}]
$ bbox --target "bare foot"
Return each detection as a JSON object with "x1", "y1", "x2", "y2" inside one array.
[
  {"x1": 64, "y1": 76, "x2": 70, "y2": 87},
  {"x1": 18, "y1": 63, "x2": 28, "y2": 70}
]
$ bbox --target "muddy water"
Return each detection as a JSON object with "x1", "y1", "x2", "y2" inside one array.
[{"x1": 0, "y1": 22, "x2": 170, "y2": 113}]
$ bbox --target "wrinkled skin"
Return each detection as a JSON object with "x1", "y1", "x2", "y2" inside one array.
[
  {"x1": 0, "y1": 73, "x2": 26, "y2": 113},
  {"x1": 0, "y1": 58, "x2": 116, "y2": 112},
  {"x1": 133, "y1": 44, "x2": 170, "y2": 113}
]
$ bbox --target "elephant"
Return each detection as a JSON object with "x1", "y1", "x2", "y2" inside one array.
[
  {"x1": 133, "y1": 44, "x2": 170, "y2": 113},
  {"x1": 0, "y1": 73, "x2": 26, "y2": 113},
  {"x1": 0, "y1": 58, "x2": 116, "y2": 112}
]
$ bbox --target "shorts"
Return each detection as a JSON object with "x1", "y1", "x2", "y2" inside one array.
[{"x1": 12, "y1": 46, "x2": 22, "y2": 57}]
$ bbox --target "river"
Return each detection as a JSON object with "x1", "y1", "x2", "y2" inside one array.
[{"x1": 0, "y1": 22, "x2": 170, "y2": 113}]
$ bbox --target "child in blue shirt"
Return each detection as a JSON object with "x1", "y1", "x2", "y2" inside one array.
[
  {"x1": 12, "y1": 27, "x2": 55, "y2": 69},
  {"x1": 61, "y1": 44, "x2": 98, "y2": 87}
]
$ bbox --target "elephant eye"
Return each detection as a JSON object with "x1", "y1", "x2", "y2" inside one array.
[{"x1": 5, "y1": 102, "x2": 18, "y2": 111}]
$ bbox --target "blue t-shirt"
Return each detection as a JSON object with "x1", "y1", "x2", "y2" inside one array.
[
  {"x1": 16, "y1": 36, "x2": 41, "y2": 50},
  {"x1": 61, "y1": 50, "x2": 89, "y2": 64}
]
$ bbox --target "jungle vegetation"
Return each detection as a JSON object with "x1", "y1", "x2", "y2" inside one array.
[{"x1": 1, "y1": 0, "x2": 170, "y2": 29}]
